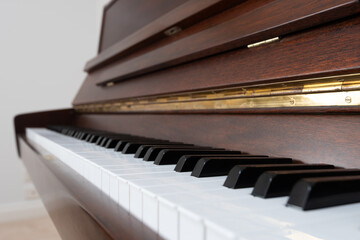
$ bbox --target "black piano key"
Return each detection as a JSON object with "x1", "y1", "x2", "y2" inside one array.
[
  {"x1": 95, "y1": 136, "x2": 109, "y2": 145},
  {"x1": 73, "y1": 131, "x2": 81, "y2": 138},
  {"x1": 122, "y1": 142, "x2": 149, "y2": 154},
  {"x1": 154, "y1": 149, "x2": 240, "y2": 165},
  {"x1": 84, "y1": 134, "x2": 93, "y2": 142},
  {"x1": 175, "y1": 154, "x2": 267, "y2": 172},
  {"x1": 88, "y1": 135, "x2": 99, "y2": 143},
  {"x1": 103, "y1": 138, "x2": 123, "y2": 149},
  {"x1": 100, "y1": 137, "x2": 110, "y2": 147},
  {"x1": 114, "y1": 141, "x2": 129, "y2": 152},
  {"x1": 134, "y1": 145, "x2": 152, "y2": 158},
  {"x1": 121, "y1": 141, "x2": 176, "y2": 154},
  {"x1": 114, "y1": 138, "x2": 156, "y2": 152},
  {"x1": 224, "y1": 164, "x2": 335, "y2": 189},
  {"x1": 67, "y1": 129, "x2": 76, "y2": 136},
  {"x1": 115, "y1": 138, "x2": 168, "y2": 152},
  {"x1": 101, "y1": 136, "x2": 124, "y2": 147},
  {"x1": 252, "y1": 169, "x2": 360, "y2": 198},
  {"x1": 287, "y1": 176, "x2": 360, "y2": 210},
  {"x1": 86, "y1": 133, "x2": 109, "y2": 143},
  {"x1": 134, "y1": 144, "x2": 193, "y2": 158},
  {"x1": 48, "y1": 126, "x2": 100, "y2": 141},
  {"x1": 98, "y1": 134, "x2": 123, "y2": 147},
  {"x1": 77, "y1": 132, "x2": 85, "y2": 139},
  {"x1": 143, "y1": 146, "x2": 213, "y2": 162},
  {"x1": 95, "y1": 136, "x2": 105, "y2": 145},
  {"x1": 191, "y1": 157, "x2": 293, "y2": 178},
  {"x1": 86, "y1": 132, "x2": 109, "y2": 143},
  {"x1": 70, "y1": 130, "x2": 78, "y2": 137},
  {"x1": 78, "y1": 132, "x2": 88, "y2": 140},
  {"x1": 93, "y1": 135, "x2": 113, "y2": 143},
  {"x1": 91, "y1": 132, "x2": 120, "y2": 145},
  {"x1": 102, "y1": 134, "x2": 138, "y2": 148},
  {"x1": 62, "y1": 128, "x2": 70, "y2": 135}
]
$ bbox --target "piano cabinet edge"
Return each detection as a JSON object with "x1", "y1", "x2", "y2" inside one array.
[
  {"x1": 18, "y1": 136, "x2": 160, "y2": 240},
  {"x1": 14, "y1": 109, "x2": 76, "y2": 157}
]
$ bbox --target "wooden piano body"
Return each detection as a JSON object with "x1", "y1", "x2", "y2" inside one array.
[{"x1": 14, "y1": 0, "x2": 360, "y2": 239}]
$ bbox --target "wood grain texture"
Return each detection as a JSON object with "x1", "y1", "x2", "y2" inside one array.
[
  {"x1": 74, "y1": 113, "x2": 360, "y2": 169},
  {"x1": 91, "y1": 0, "x2": 360, "y2": 85},
  {"x1": 73, "y1": 15, "x2": 360, "y2": 105},
  {"x1": 20, "y1": 137, "x2": 160, "y2": 240},
  {"x1": 87, "y1": 0, "x2": 239, "y2": 71},
  {"x1": 98, "y1": 0, "x2": 187, "y2": 52}
]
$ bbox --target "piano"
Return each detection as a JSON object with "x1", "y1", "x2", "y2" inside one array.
[{"x1": 14, "y1": 1, "x2": 360, "y2": 239}]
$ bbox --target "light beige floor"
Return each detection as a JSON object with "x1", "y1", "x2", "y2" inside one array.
[{"x1": 0, "y1": 216, "x2": 61, "y2": 240}]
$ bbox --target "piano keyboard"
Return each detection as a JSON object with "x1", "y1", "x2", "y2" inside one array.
[{"x1": 26, "y1": 127, "x2": 360, "y2": 240}]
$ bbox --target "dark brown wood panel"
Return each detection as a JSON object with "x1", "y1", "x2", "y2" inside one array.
[
  {"x1": 88, "y1": 0, "x2": 240, "y2": 71},
  {"x1": 93, "y1": 0, "x2": 360, "y2": 85},
  {"x1": 73, "y1": 15, "x2": 360, "y2": 105},
  {"x1": 20, "y1": 137, "x2": 160, "y2": 240},
  {"x1": 99, "y1": 0, "x2": 187, "y2": 52},
  {"x1": 74, "y1": 113, "x2": 360, "y2": 169}
]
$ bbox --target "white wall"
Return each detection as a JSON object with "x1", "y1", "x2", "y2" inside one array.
[{"x1": 0, "y1": 0, "x2": 108, "y2": 210}]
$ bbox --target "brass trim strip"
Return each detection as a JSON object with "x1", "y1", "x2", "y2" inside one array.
[{"x1": 74, "y1": 73, "x2": 360, "y2": 113}]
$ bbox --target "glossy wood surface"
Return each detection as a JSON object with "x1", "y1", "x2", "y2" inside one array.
[
  {"x1": 20, "y1": 136, "x2": 160, "y2": 240},
  {"x1": 87, "y1": 0, "x2": 239, "y2": 71},
  {"x1": 74, "y1": 15, "x2": 360, "y2": 105},
  {"x1": 74, "y1": 112, "x2": 360, "y2": 169},
  {"x1": 90, "y1": 0, "x2": 360, "y2": 85},
  {"x1": 98, "y1": 0, "x2": 186, "y2": 52}
]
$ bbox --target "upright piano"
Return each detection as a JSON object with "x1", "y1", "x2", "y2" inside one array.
[{"x1": 14, "y1": 1, "x2": 360, "y2": 239}]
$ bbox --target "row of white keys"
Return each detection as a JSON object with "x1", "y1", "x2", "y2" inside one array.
[
  {"x1": 26, "y1": 128, "x2": 360, "y2": 240},
  {"x1": 28, "y1": 129, "x2": 258, "y2": 238},
  {"x1": 31, "y1": 130, "x2": 293, "y2": 239}
]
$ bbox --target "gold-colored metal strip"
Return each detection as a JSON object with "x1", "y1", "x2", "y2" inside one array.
[{"x1": 74, "y1": 73, "x2": 360, "y2": 113}]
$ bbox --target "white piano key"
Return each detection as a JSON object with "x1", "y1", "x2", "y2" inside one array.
[
  {"x1": 178, "y1": 207, "x2": 204, "y2": 240},
  {"x1": 109, "y1": 173, "x2": 119, "y2": 202},
  {"x1": 158, "y1": 197, "x2": 178, "y2": 240},
  {"x1": 101, "y1": 169, "x2": 110, "y2": 195},
  {"x1": 293, "y1": 212, "x2": 360, "y2": 240},
  {"x1": 129, "y1": 175, "x2": 226, "y2": 229},
  {"x1": 142, "y1": 189, "x2": 158, "y2": 232},
  {"x1": 129, "y1": 182, "x2": 143, "y2": 220},
  {"x1": 118, "y1": 178, "x2": 130, "y2": 210},
  {"x1": 112, "y1": 166, "x2": 175, "y2": 175},
  {"x1": 205, "y1": 220, "x2": 237, "y2": 240},
  {"x1": 92, "y1": 163, "x2": 102, "y2": 189},
  {"x1": 150, "y1": 180, "x2": 226, "y2": 240}
]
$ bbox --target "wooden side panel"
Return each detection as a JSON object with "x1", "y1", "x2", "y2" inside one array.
[
  {"x1": 73, "y1": 15, "x2": 360, "y2": 105},
  {"x1": 19, "y1": 137, "x2": 159, "y2": 240},
  {"x1": 92, "y1": 0, "x2": 360, "y2": 85},
  {"x1": 75, "y1": 113, "x2": 360, "y2": 169}
]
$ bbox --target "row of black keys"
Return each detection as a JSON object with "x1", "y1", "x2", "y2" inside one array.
[{"x1": 48, "y1": 125, "x2": 360, "y2": 211}]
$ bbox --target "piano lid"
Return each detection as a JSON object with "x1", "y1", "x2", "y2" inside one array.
[{"x1": 73, "y1": 0, "x2": 360, "y2": 109}]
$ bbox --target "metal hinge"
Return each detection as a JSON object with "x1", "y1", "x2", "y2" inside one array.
[
  {"x1": 247, "y1": 37, "x2": 280, "y2": 48},
  {"x1": 164, "y1": 26, "x2": 182, "y2": 36}
]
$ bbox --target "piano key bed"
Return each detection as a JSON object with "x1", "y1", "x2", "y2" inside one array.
[{"x1": 26, "y1": 127, "x2": 360, "y2": 240}]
